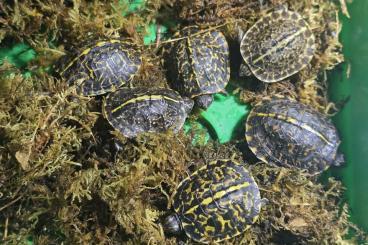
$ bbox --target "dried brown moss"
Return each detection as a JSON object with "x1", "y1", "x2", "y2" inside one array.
[
  {"x1": 251, "y1": 165, "x2": 353, "y2": 244},
  {"x1": 0, "y1": 0, "x2": 366, "y2": 244}
]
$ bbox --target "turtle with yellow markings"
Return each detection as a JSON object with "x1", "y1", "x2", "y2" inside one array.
[
  {"x1": 162, "y1": 26, "x2": 230, "y2": 109},
  {"x1": 245, "y1": 98, "x2": 344, "y2": 174},
  {"x1": 58, "y1": 39, "x2": 142, "y2": 96},
  {"x1": 103, "y1": 87, "x2": 193, "y2": 138},
  {"x1": 239, "y1": 5, "x2": 316, "y2": 82},
  {"x1": 163, "y1": 159, "x2": 267, "y2": 244}
]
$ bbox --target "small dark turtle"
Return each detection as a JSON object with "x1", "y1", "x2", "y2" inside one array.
[
  {"x1": 240, "y1": 6, "x2": 315, "y2": 82},
  {"x1": 103, "y1": 87, "x2": 193, "y2": 138},
  {"x1": 164, "y1": 159, "x2": 266, "y2": 243},
  {"x1": 58, "y1": 39, "x2": 142, "y2": 96},
  {"x1": 245, "y1": 98, "x2": 343, "y2": 174},
  {"x1": 163, "y1": 27, "x2": 230, "y2": 109}
]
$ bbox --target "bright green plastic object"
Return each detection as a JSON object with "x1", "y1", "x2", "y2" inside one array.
[
  {"x1": 200, "y1": 91, "x2": 250, "y2": 143},
  {"x1": 329, "y1": 1, "x2": 368, "y2": 233},
  {"x1": 0, "y1": 43, "x2": 36, "y2": 67},
  {"x1": 119, "y1": 0, "x2": 145, "y2": 15}
]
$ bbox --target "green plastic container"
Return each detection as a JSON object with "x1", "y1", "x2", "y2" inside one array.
[
  {"x1": 329, "y1": 0, "x2": 368, "y2": 233},
  {"x1": 0, "y1": 0, "x2": 367, "y2": 241}
]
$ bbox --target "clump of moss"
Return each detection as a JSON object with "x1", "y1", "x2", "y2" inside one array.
[
  {"x1": 0, "y1": 71, "x2": 96, "y2": 243},
  {"x1": 250, "y1": 164, "x2": 354, "y2": 244},
  {"x1": 98, "y1": 132, "x2": 191, "y2": 244},
  {"x1": 0, "y1": 0, "x2": 367, "y2": 244}
]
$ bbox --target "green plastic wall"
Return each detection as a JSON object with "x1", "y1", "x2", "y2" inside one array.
[{"x1": 329, "y1": 0, "x2": 368, "y2": 233}]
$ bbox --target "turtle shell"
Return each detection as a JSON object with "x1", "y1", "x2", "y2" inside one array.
[
  {"x1": 172, "y1": 159, "x2": 263, "y2": 243},
  {"x1": 59, "y1": 40, "x2": 142, "y2": 96},
  {"x1": 240, "y1": 6, "x2": 315, "y2": 83},
  {"x1": 163, "y1": 27, "x2": 230, "y2": 102},
  {"x1": 103, "y1": 87, "x2": 193, "y2": 138},
  {"x1": 245, "y1": 98, "x2": 342, "y2": 174}
]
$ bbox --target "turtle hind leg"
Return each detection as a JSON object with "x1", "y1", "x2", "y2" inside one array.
[{"x1": 334, "y1": 153, "x2": 345, "y2": 167}]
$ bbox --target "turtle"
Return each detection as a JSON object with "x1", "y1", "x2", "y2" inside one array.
[
  {"x1": 163, "y1": 159, "x2": 267, "y2": 243},
  {"x1": 103, "y1": 87, "x2": 193, "y2": 138},
  {"x1": 245, "y1": 98, "x2": 344, "y2": 174},
  {"x1": 239, "y1": 5, "x2": 316, "y2": 83},
  {"x1": 162, "y1": 26, "x2": 230, "y2": 109},
  {"x1": 58, "y1": 39, "x2": 142, "y2": 96}
]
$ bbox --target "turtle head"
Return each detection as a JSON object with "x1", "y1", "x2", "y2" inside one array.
[
  {"x1": 182, "y1": 97, "x2": 194, "y2": 114},
  {"x1": 195, "y1": 94, "x2": 213, "y2": 109},
  {"x1": 255, "y1": 197, "x2": 269, "y2": 213},
  {"x1": 334, "y1": 153, "x2": 345, "y2": 167},
  {"x1": 259, "y1": 198, "x2": 269, "y2": 207},
  {"x1": 163, "y1": 213, "x2": 182, "y2": 235}
]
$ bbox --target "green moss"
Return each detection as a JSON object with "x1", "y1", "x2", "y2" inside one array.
[{"x1": 0, "y1": 0, "x2": 366, "y2": 244}]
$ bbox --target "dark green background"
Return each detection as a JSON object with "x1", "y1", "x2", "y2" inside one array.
[{"x1": 329, "y1": 0, "x2": 368, "y2": 233}]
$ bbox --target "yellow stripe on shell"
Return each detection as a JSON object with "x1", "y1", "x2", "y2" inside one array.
[
  {"x1": 184, "y1": 181, "x2": 250, "y2": 215},
  {"x1": 204, "y1": 225, "x2": 215, "y2": 234},
  {"x1": 60, "y1": 47, "x2": 92, "y2": 75},
  {"x1": 60, "y1": 40, "x2": 123, "y2": 75},
  {"x1": 215, "y1": 215, "x2": 231, "y2": 233},
  {"x1": 254, "y1": 112, "x2": 334, "y2": 146},
  {"x1": 95, "y1": 40, "x2": 121, "y2": 47},
  {"x1": 111, "y1": 95, "x2": 180, "y2": 113},
  {"x1": 252, "y1": 27, "x2": 308, "y2": 64},
  {"x1": 187, "y1": 36, "x2": 203, "y2": 90},
  {"x1": 86, "y1": 66, "x2": 95, "y2": 79}
]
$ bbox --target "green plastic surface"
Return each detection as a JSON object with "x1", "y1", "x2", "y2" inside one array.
[
  {"x1": 200, "y1": 89, "x2": 250, "y2": 143},
  {"x1": 119, "y1": 0, "x2": 145, "y2": 15},
  {"x1": 329, "y1": 1, "x2": 368, "y2": 233},
  {"x1": 0, "y1": 43, "x2": 36, "y2": 67}
]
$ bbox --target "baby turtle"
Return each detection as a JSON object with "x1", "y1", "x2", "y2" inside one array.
[
  {"x1": 103, "y1": 87, "x2": 193, "y2": 138},
  {"x1": 163, "y1": 27, "x2": 230, "y2": 109},
  {"x1": 164, "y1": 159, "x2": 266, "y2": 243},
  {"x1": 58, "y1": 39, "x2": 142, "y2": 96},
  {"x1": 245, "y1": 98, "x2": 343, "y2": 174},
  {"x1": 240, "y1": 6, "x2": 315, "y2": 83}
]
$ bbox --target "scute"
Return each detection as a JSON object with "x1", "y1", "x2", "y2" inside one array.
[
  {"x1": 240, "y1": 7, "x2": 315, "y2": 83},
  {"x1": 172, "y1": 159, "x2": 262, "y2": 243},
  {"x1": 163, "y1": 27, "x2": 230, "y2": 98},
  {"x1": 59, "y1": 40, "x2": 142, "y2": 96},
  {"x1": 245, "y1": 98, "x2": 342, "y2": 174},
  {"x1": 103, "y1": 87, "x2": 192, "y2": 138}
]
